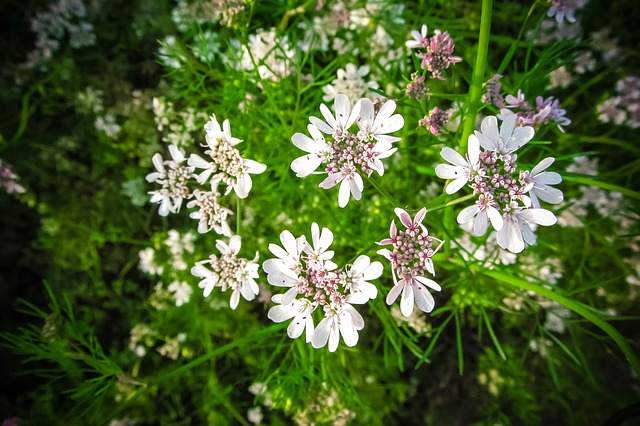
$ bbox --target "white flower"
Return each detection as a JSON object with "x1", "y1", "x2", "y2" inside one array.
[
  {"x1": 435, "y1": 133, "x2": 481, "y2": 194},
  {"x1": 319, "y1": 171, "x2": 364, "y2": 208},
  {"x1": 457, "y1": 194, "x2": 504, "y2": 236},
  {"x1": 304, "y1": 222, "x2": 336, "y2": 262},
  {"x1": 146, "y1": 144, "x2": 194, "y2": 216},
  {"x1": 474, "y1": 115, "x2": 534, "y2": 155},
  {"x1": 267, "y1": 294, "x2": 316, "y2": 342},
  {"x1": 344, "y1": 255, "x2": 382, "y2": 304},
  {"x1": 186, "y1": 185, "x2": 233, "y2": 236},
  {"x1": 497, "y1": 204, "x2": 557, "y2": 253},
  {"x1": 188, "y1": 114, "x2": 266, "y2": 199},
  {"x1": 167, "y1": 281, "x2": 193, "y2": 307},
  {"x1": 385, "y1": 275, "x2": 441, "y2": 317},
  {"x1": 406, "y1": 24, "x2": 429, "y2": 49},
  {"x1": 311, "y1": 303, "x2": 364, "y2": 352},
  {"x1": 191, "y1": 236, "x2": 260, "y2": 309},
  {"x1": 356, "y1": 98, "x2": 404, "y2": 144},
  {"x1": 290, "y1": 124, "x2": 330, "y2": 178},
  {"x1": 309, "y1": 94, "x2": 362, "y2": 140},
  {"x1": 521, "y1": 157, "x2": 564, "y2": 208},
  {"x1": 322, "y1": 63, "x2": 379, "y2": 103},
  {"x1": 139, "y1": 248, "x2": 163, "y2": 275}
]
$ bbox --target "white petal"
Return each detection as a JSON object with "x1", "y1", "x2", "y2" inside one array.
[
  {"x1": 523, "y1": 208, "x2": 557, "y2": 226},
  {"x1": 311, "y1": 318, "x2": 331, "y2": 349},
  {"x1": 268, "y1": 305, "x2": 295, "y2": 323},
  {"x1": 400, "y1": 283, "x2": 415, "y2": 317},
  {"x1": 531, "y1": 157, "x2": 555, "y2": 176},
  {"x1": 413, "y1": 283, "x2": 435, "y2": 313},
  {"x1": 338, "y1": 178, "x2": 351, "y2": 208},
  {"x1": 440, "y1": 147, "x2": 467, "y2": 168},
  {"x1": 481, "y1": 116, "x2": 499, "y2": 142},
  {"x1": 487, "y1": 206, "x2": 504, "y2": 231},
  {"x1": 386, "y1": 283, "x2": 403, "y2": 305},
  {"x1": 536, "y1": 171, "x2": 562, "y2": 185},
  {"x1": 291, "y1": 154, "x2": 322, "y2": 177},
  {"x1": 188, "y1": 154, "x2": 211, "y2": 169},
  {"x1": 457, "y1": 205, "x2": 479, "y2": 224},
  {"x1": 230, "y1": 290, "x2": 240, "y2": 310},
  {"x1": 319, "y1": 173, "x2": 343, "y2": 189},
  {"x1": 168, "y1": 144, "x2": 184, "y2": 162},
  {"x1": 535, "y1": 186, "x2": 564, "y2": 204},
  {"x1": 339, "y1": 313, "x2": 358, "y2": 347},
  {"x1": 414, "y1": 276, "x2": 442, "y2": 292}
]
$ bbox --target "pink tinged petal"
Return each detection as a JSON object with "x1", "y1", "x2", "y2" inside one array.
[
  {"x1": 328, "y1": 321, "x2": 340, "y2": 352},
  {"x1": 535, "y1": 186, "x2": 564, "y2": 204},
  {"x1": 386, "y1": 283, "x2": 404, "y2": 305},
  {"x1": 506, "y1": 126, "x2": 534, "y2": 152},
  {"x1": 531, "y1": 157, "x2": 555, "y2": 176},
  {"x1": 363, "y1": 261, "x2": 384, "y2": 281},
  {"x1": 435, "y1": 164, "x2": 463, "y2": 179},
  {"x1": 291, "y1": 154, "x2": 322, "y2": 177},
  {"x1": 475, "y1": 132, "x2": 498, "y2": 152},
  {"x1": 457, "y1": 205, "x2": 479, "y2": 224},
  {"x1": 346, "y1": 98, "x2": 362, "y2": 129},
  {"x1": 287, "y1": 315, "x2": 306, "y2": 339},
  {"x1": 414, "y1": 275, "x2": 441, "y2": 292},
  {"x1": 467, "y1": 134, "x2": 481, "y2": 165},
  {"x1": 308, "y1": 124, "x2": 325, "y2": 142},
  {"x1": 309, "y1": 115, "x2": 334, "y2": 134},
  {"x1": 394, "y1": 208, "x2": 413, "y2": 228},
  {"x1": 334, "y1": 95, "x2": 351, "y2": 128},
  {"x1": 312, "y1": 318, "x2": 331, "y2": 349},
  {"x1": 266, "y1": 270, "x2": 296, "y2": 287},
  {"x1": 413, "y1": 283, "x2": 435, "y2": 313},
  {"x1": 373, "y1": 134, "x2": 401, "y2": 144},
  {"x1": 521, "y1": 223, "x2": 537, "y2": 246},
  {"x1": 440, "y1": 147, "x2": 467, "y2": 168},
  {"x1": 319, "y1": 173, "x2": 343, "y2": 189},
  {"x1": 481, "y1": 116, "x2": 500, "y2": 141},
  {"x1": 229, "y1": 290, "x2": 240, "y2": 310},
  {"x1": 524, "y1": 209, "x2": 557, "y2": 226},
  {"x1": 268, "y1": 305, "x2": 295, "y2": 323},
  {"x1": 400, "y1": 283, "x2": 415, "y2": 317},
  {"x1": 339, "y1": 313, "x2": 358, "y2": 347},
  {"x1": 499, "y1": 114, "x2": 516, "y2": 143},
  {"x1": 352, "y1": 173, "x2": 364, "y2": 199},
  {"x1": 291, "y1": 132, "x2": 315, "y2": 152},
  {"x1": 168, "y1": 144, "x2": 184, "y2": 162},
  {"x1": 358, "y1": 99, "x2": 375, "y2": 129},
  {"x1": 473, "y1": 209, "x2": 489, "y2": 236},
  {"x1": 487, "y1": 206, "x2": 504, "y2": 231},
  {"x1": 536, "y1": 171, "x2": 562, "y2": 185},
  {"x1": 423, "y1": 258, "x2": 435, "y2": 276},
  {"x1": 338, "y1": 178, "x2": 351, "y2": 208},
  {"x1": 415, "y1": 207, "x2": 427, "y2": 226},
  {"x1": 390, "y1": 220, "x2": 397, "y2": 239},
  {"x1": 282, "y1": 287, "x2": 298, "y2": 305}
]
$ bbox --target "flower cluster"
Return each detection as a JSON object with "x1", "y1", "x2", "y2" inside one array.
[
  {"x1": 291, "y1": 94, "x2": 404, "y2": 207},
  {"x1": 597, "y1": 76, "x2": 640, "y2": 129},
  {"x1": 405, "y1": 71, "x2": 429, "y2": 101},
  {"x1": 146, "y1": 144, "x2": 194, "y2": 216},
  {"x1": 263, "y1": 223, "x2": 382, "y2": 352},
  {"x1": 239, "y1": 28, "x2": 296, "y2": 82},
  {"x1": 191, "y1": 236, "x2": 260, "y2": 309},
  {"x1": 377, "y1": 208, "x2": 444, "y2": 317},
  {"x1": 419, "y1": 107, "x2": 452, "y2": 136},
  {"x1": 322, "y1": 63, "x2": 379, "y2": 103},
  {"x1": 498, "y1": 90, "x2": 571, "y2": 132},
  {"x1": 189, "y1": 113, "x2": 267, "y2": 199},
  {"x1": 406, "y1": 25, "x2": 462, "y2": 80},
  {"x1": 482, "y1": 74, "x2": 505, "y2": 108},
  {"x1": 436, "y1": 115, "x2": 563, "y2": 253},
  {"x1": 547, "y1": 0, "x2": 588, "y2": 24},
  {"x1": 0, "y1": 159, "x2": 26, "y2": 195}
]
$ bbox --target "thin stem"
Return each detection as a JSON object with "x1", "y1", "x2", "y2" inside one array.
[
  {"x1": 367, "y1": 176, "x2": 401, "y2": 208},
  {"x1": 497, "y1": 0, "x2": 539, "y2": 75},
  {"x1": 460, "y1": 0, "x2": 493, "y2": 152},
  {"x1": 428, "y1": 193, "x2": 475, "y2": 213}
]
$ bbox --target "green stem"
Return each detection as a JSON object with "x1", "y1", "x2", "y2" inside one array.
[
  {"x1": 497, "y1": 0, "x2": 539, "y2": 75},
  {"x1": 428, "y1": 193, "x2": 475, "y2": 213},
  {"x1": 460, "y1": 0, "x2": 493, "y2": 152},
  {"x1": 367, "y1": 176, "x2": 401, "y2": 208}
]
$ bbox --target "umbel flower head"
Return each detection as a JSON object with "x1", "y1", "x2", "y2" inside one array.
[
  {"x1": 146, "y1": 144, "x2": 194, "y2": 216},
  {"x1": 290, "y1": 94, "x2": 404, "y2": 208},
  {"x1": 406, "y1": 24, "x2": 462, "y2": 80},
  {"x1": 191, "y1": 236, "x2": 260, "y2": 309},
  {"x1": 263, "y1": 223, "x2": 383, "y2": 352},
  {"x1": 377, "y1": 208, "x2": 444, "y2": 317},
  {"x1": 435, "y1": 115, "x2": 563, "y2": 253},
  {"x1": 188, "y1": 113, "x2": 266, "y2": 199}
]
